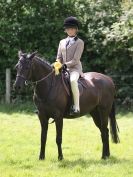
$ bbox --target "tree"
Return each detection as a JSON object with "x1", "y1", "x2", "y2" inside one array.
[{"x1": 0, "y1": 0, "x2": 133, "y2": 108}]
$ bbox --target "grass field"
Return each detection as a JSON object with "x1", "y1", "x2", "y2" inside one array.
[{"x1": 0, "y1": 105, "x2": 133, "y2": 177}]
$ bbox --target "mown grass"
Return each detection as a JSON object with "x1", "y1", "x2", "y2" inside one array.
[{"x1": 0, "y1": 104, "x2": 133, "y2": 177}]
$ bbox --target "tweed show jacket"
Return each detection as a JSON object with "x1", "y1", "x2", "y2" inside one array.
[{"x1": 56, "y1": 37, "x2": 84, "y2": 75}]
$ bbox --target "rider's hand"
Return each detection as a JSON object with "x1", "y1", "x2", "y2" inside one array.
[
  {"x1": 53, "y1": 60, "x2": 62, "y2": 75},
  {"x1": 62, "y1": 64, "x2": 67, "y2": 70}
]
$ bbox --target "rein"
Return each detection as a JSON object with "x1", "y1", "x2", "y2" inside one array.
[
  {"x1": 31, "y1": 69, "x2": 54, "y2": 85},
  {"x1": 17, "y1": 69, "x2": 55, "y2": 86}
]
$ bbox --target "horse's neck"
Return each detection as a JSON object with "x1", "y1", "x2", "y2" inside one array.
[
  {"x1": 31, "y1": 57, "x2": 54, "y2": 101},
  {"x1": 31, "y1": 57, "x2": 52, "y2": 82}
]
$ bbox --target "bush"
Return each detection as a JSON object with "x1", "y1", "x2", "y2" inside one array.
[{"x1": 0, "y1": 0, "x2": 133, "y2": 109}]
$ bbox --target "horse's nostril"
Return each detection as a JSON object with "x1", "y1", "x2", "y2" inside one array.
[
  {"x1": 13, "y1": 84, "x2": 21, "y2": 91},
  {"x1": 18, "y1": 86, "x2": 21, "y2": 90}
]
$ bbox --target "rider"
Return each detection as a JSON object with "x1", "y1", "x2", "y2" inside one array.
[{"x1": 56, "y1": 16, "x2": 84, "y2": 116}]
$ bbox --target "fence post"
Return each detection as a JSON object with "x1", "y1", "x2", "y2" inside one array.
[{"x1": 5, "y1": 68, "x2": 11, "y2": 104}]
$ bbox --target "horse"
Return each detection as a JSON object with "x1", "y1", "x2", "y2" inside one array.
[{"x1": 14, "y1": 51, "x2": 120, "y2": 160}]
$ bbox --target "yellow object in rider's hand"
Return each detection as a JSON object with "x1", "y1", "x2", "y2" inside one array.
[{"x1": 53, "y1": 60, "x2": 62, "y2": 75}]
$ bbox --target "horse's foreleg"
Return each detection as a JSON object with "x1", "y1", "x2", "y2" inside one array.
[
  {"x1": 55, "y1": 118, "x2": 63, "y2": 160},
  {"x1": 39, "y1": 116, "x2": 48, "y2": 160}
]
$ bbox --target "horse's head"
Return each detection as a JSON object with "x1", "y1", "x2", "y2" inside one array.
[{"x1": 14, "y1": 50, "x2": 37, "y2": 91}]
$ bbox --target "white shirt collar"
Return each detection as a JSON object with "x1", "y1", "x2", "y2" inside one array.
[{"x1": 67, "y1": 36, "x2": 76, "y2": 42}]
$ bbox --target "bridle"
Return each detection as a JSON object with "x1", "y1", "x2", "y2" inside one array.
[
  {"x1": 30, "y1": 69, "x2": 54, "y2": 85},
  {"x1": 16, "y1": 56, "x2": 55, "y2": 86},
  {"x1": 16, "y1": 69, "x2": 55, "y2": 86}
]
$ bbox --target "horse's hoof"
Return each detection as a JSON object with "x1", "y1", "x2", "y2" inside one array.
[
  {"x1": 58, "y1": 156, "x2": 63, "y2": 161},
  {"x1": 39, "y1": 155, "x2": 45, "y2": 160},
  {"x1": 101, "y1": 156, "x2": 109, "y2": 160}
]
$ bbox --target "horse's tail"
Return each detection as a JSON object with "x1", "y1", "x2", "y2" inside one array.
[{"x1": 109, "y1": 102, "x2": 120, "y2": 143}]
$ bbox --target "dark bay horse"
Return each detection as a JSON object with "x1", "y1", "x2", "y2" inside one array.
[{"x1": 14, "y1": 51, "x2": 119, "y2": 160}]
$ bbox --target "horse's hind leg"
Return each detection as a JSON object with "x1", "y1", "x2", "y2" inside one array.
[
  {"x1": 101, "y1": 123, "x2": 110, "y2": 159},
  {"x1": 90, "y1": 106, "x2": 110, "y2": 159}
]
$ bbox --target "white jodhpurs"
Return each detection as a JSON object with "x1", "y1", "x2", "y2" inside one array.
[{"x1": 70, "y1": 71, "x2": 80, "y2": 111}]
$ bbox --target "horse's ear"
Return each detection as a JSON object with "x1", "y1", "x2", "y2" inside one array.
[
  {"x1": 18, "y1": 50, "x2": 23, "y2": 58},
  {"x1": 28, "y1": 51, "x2": 38, "y2": 60}
]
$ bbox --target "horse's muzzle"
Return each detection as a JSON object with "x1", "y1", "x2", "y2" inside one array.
[{"x1": 13, "y1": 78, "x2": 25, "y2": 92}]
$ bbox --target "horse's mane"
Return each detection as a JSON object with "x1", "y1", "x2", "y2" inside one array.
[{"x1": 34, "y1": 55, "x2": 52, "y2": 69}]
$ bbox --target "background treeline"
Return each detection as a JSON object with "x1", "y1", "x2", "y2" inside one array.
[{"x1": 0, "y1": 0, "x2": 133, "y2": 109}]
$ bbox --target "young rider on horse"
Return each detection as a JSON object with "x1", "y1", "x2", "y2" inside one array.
[{"x1": 56, "y1": 16, "x2": 84, "y2": 116}]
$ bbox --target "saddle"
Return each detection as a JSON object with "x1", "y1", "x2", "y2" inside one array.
[{"x1": 61, "y1": 69, "x2": 89, "y2": 97}]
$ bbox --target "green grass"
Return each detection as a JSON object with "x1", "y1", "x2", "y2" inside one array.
[{"x1": 0, "y1": 106, "x2": 133, "y2": 177}]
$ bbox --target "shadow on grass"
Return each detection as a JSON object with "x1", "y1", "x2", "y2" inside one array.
[
  {"x1": 56, "y1": 156, "x2": 133, "y2": 169},
  {"x1": 0, "y1": 102, "x2": 132, "y2": 116},
  {"x1": 0, "y1": 102, "x2": 35, "y2": 115}
]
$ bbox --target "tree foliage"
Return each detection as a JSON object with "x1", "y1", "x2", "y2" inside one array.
[{"x1": 0, "y1": 0, "x2": 133, "y2": 108}]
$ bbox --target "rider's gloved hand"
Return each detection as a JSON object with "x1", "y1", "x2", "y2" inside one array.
[
  {"x1": 62, "y1": 64, "x2": 67, "y2": 70},
  {"x1": 53, "y1": 59, "x2": 62, "y2": 75}
]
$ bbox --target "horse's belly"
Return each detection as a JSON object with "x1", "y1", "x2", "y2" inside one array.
[{"x1": 80, "y1": 88, "x2": 99, "y2": 114}]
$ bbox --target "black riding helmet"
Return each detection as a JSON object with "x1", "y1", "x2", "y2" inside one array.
[{"x1": 63, "y1": 16, "x2": 79, "y2": 28}]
